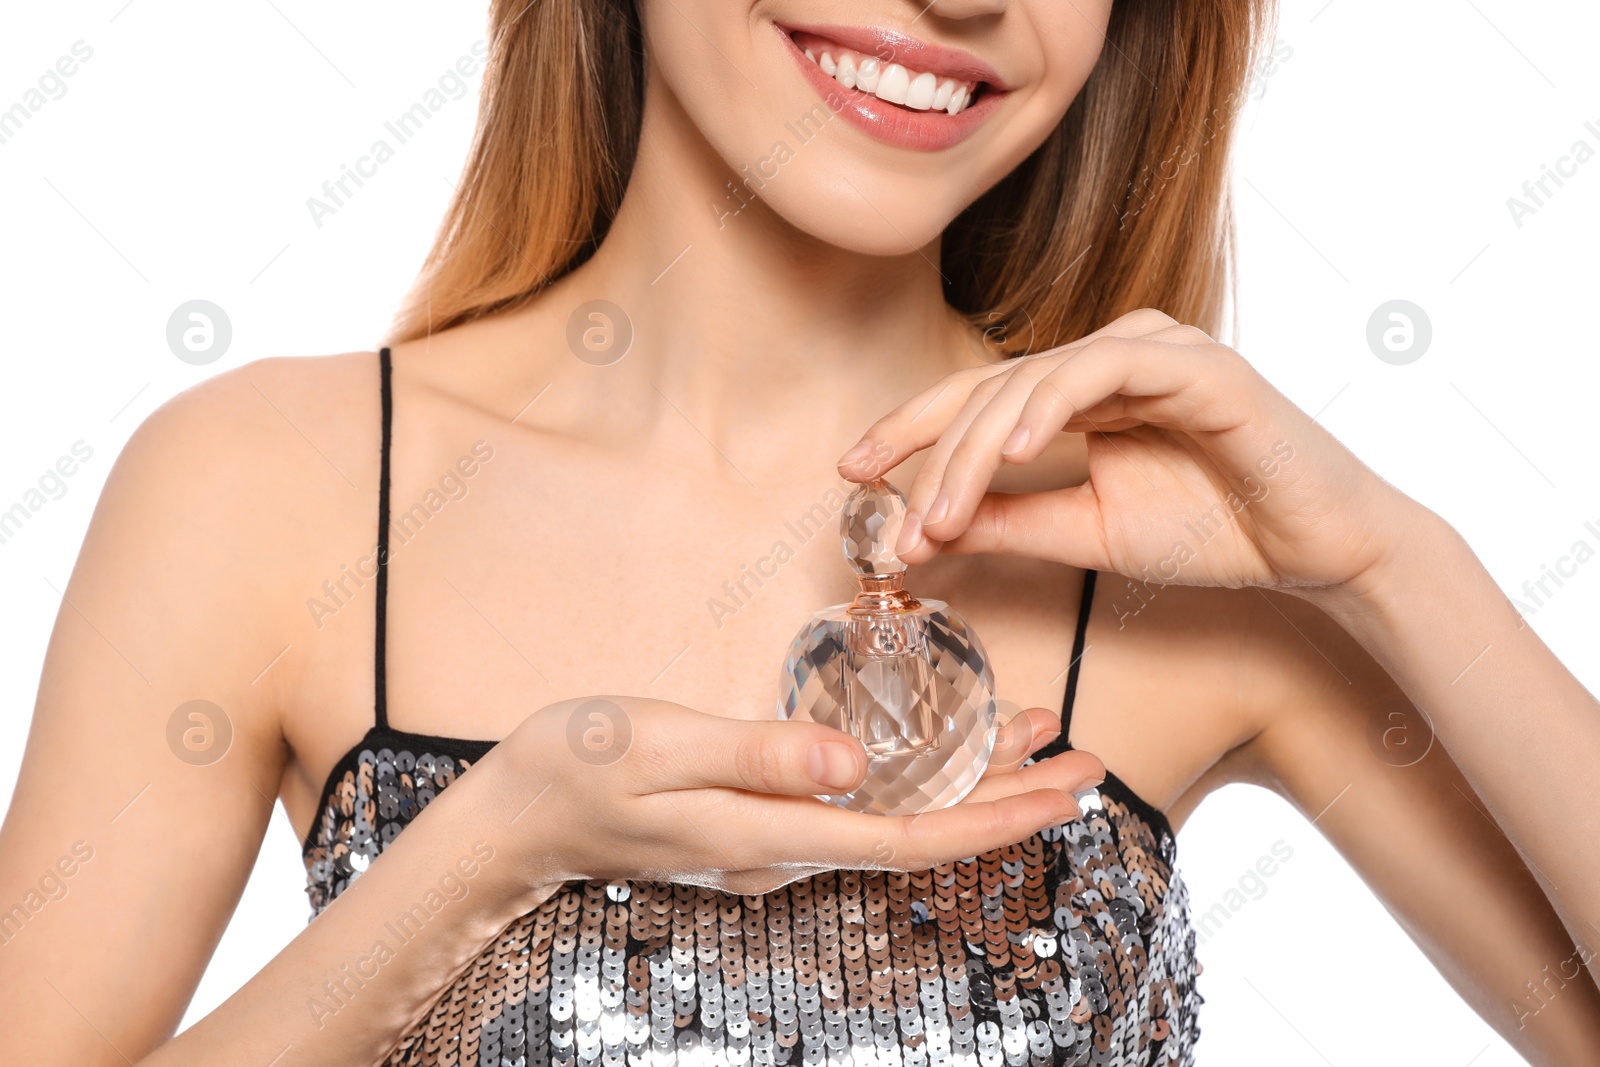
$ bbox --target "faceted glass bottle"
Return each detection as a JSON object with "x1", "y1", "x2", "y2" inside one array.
[{"x1": 777, "y1": 477, "x2": 998, "y2": 816}]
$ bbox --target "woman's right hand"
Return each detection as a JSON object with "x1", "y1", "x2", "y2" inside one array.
[{"x1": 470, "y1": 695, "x2": 1106, "y2": 899}]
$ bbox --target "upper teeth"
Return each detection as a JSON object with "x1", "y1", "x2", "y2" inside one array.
[{"x1": 801, "y1": 43, "x2": 977, "y2": 115}]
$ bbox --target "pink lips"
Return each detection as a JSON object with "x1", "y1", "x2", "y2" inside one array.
[
  {"x1": 776, "y1": 20, "x2": 1008, "y2": 88},
  {"x1": 772, "y1": 21, "x2": 1009, "y2": 153}
]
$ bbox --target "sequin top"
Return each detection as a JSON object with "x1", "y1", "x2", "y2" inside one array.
[{"x1": 298, "y1": 349, "x2": 1203, "y2": 1066}]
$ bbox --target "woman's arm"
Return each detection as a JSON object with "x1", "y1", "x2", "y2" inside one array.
[
  {"x1": 137, "y1": 762, "x2": 561, "y2": 1066},
  {"x1": 0, "y1": 361, "x2": 555, "y2": 1064},
  {"x1": 1293, "y1": 502, "x2": 1600, "y2": 978},
  {"x1": 1218, "y1": 579, "x2": 1600, "y2": 1066}
]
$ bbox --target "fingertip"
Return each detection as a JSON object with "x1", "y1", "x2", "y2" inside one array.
[
  {"x1": 807, "y1": 733, "x2": 867, "y2": 792},
  {"x1": 892, "y1": 510, "x2": 923, "y2": 556},
  {"x1": 1045, "y1": 786, "x2": 1083, "y2": 824},
  {"x1": 1049, "y1": 746, "x2": 1105, "y2": 789},
  {"x1": 1029, "y1": 722, "x2": 1063, "y2": 757},
  {"x1": 984, "y1": 719, "x2": 1031, "y2": 772},
  {"x1": 1000, "y1": 424, "x2": 1031, "y2": 458},
  {"x1": 837, "y1": 438, "x2": 903, "y2": 483},
  {"x1": 835, "y1": 440, "x2": 873, "y2": 469},
  {"x1": 893, "y1": 519, "x2": 948, "y2": 567}
]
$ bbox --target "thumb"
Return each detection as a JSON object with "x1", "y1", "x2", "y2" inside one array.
[{"x1": 985, "y1": 705, "x2": 1059, "y2": 774}]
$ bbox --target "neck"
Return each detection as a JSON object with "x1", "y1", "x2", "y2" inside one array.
[{"x1": 526, "y1": 78, "x2": 992, "y2": 483}]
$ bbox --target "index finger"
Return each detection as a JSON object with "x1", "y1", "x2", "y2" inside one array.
[
  {"x1": 835, "y1": 367, "x2": 1000, "y2": 481},
  {"x1": 835, "y1": 307, "x2": 1185, "y2": 481}
]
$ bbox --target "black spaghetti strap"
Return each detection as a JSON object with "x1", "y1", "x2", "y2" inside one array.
[
  {"x1": 374, "y1": 348, "x2": 393, "y2": 731},
  {"x1": 1031, "y1": 568, "x2": 1095, "y2": 762}
]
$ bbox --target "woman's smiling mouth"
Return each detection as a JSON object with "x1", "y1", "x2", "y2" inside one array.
[
  {"x1": 773, "y1": 20, "x2": 1010, "y2": 152},
  {"x1": 789, "y1": 30, "x2": 984, "y2": 115}
]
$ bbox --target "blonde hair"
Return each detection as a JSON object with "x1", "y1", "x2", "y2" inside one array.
[{"x1": 386, "y1": 0, "x2": 1279, "y2": 353}]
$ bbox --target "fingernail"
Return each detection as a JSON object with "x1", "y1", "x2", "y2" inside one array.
[
  {"x1": 924, "y1": 491, "x2": 950, "y2": 525},
  {"x1": 836, "y1": 441, "x2": 873, "y2": 468},
  {"x1": 1001, "y1": 425, "x2": 1031, "y2": 456},
  {"x1": 809, "y1": 741, "x2": 861, "y2": 790},
  {"x1": 894, "y1": 511, "x2": 923, "y2": 556}
]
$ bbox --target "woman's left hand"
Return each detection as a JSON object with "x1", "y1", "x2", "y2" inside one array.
[{"x1": 835, "y1": 308, "x2": 1422, "y2": 595}]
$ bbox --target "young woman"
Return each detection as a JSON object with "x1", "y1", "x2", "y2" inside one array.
[{"x1": 2, "y1": 0, "x2": 1597, "y2": 1064}]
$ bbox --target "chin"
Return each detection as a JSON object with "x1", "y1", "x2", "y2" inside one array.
[{"x1": 762, "y1": 158, "x2": 973, "y2": 256}]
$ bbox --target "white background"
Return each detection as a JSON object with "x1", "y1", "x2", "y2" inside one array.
[{"x1": 1, "y1": 2, "x2": 1596, "y2": 1064}]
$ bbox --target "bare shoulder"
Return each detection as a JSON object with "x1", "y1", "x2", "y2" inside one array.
[
  {"x1": 92, "y1": 351, "x2": 386, "y2": 731},
  {"x1": 1072, "y1": 574, "x2": 1387, "y2": 831},
  {"x1": 126, "y1": 351, "x2": 379, "y2": 472},
  {"x1": 116, "y1": 351, "x2": 382, "y2": 569}
]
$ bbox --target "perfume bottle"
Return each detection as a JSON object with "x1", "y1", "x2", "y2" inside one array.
[{"x1": 777, "y1": 477, "x2": 998, "y2": 817}]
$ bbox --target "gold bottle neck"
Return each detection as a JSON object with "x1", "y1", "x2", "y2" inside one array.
[{"x1": 846, "y1": 573, "x2": 921, "y2": 616}]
